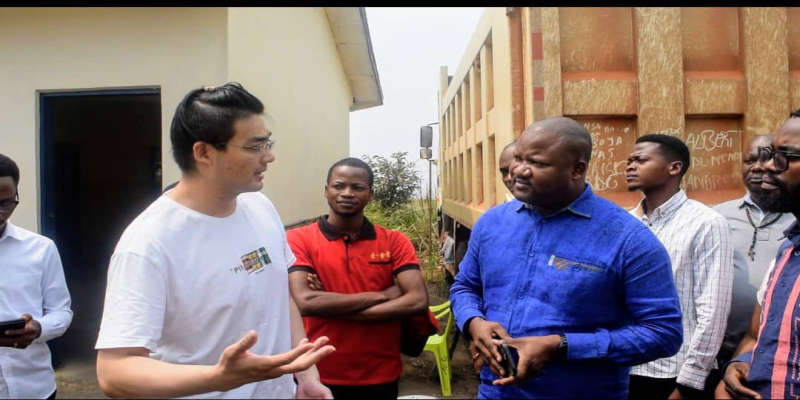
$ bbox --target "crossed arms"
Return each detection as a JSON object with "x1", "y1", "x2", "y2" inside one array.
[{"x1": 288, "y1": 268, "x2": 428, "y2": 321}]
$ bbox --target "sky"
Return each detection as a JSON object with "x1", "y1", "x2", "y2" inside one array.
[{"x1": 349, "y1": 7, "x2": 485, "y2": 198}]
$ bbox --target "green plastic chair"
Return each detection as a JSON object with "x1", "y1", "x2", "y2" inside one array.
[{"x1": 423, "y1": 300, "x2": 454, "y2": 397}]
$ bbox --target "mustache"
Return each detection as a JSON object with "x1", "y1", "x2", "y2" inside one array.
[{"x1": 765, "y1": 172, "x2": 789, "y2": 191}]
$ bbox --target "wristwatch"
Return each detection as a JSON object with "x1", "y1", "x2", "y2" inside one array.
[{"x1": 556, "y1": 333, "x2": 568, "y2": 361}]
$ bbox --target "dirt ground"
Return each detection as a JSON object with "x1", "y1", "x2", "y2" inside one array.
[
  {"x1": 55, "y1": 282, "x2": 478, "y2": 399},
  {"x1": 397, "y1": 283, "x2": 480, "y2": 399}
]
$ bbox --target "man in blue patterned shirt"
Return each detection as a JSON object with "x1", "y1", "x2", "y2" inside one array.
[
  {"x1": 450, "y1": 117, "x2": 684, "y2": 399},
  {"x1": 718, "y1": 112, "x2": 800, "y2": 399}
]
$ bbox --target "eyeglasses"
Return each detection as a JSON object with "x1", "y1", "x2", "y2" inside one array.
[
  {"x1": 217, "y1": 139, "x2": 275, "y2": 154},
  {"x1": 757, "y1": 146, "x2": 800, "y2": 173},
  {"x1": 0, "y1": 192, "x2": 19, "y2": 209}
]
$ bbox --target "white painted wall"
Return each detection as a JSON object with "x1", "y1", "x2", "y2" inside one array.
[{"x1": 0, "y1": 7, "x2": 353, "y2": 230}]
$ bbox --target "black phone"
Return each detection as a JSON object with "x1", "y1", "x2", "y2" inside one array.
[
  {"x1": 500, "y1": 342, "x2": 519, "y2": 378},
  {"x1": 0, "y1": 319, "x2": 26, "y2": 338}
]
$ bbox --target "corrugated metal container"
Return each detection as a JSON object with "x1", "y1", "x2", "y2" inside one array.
[{"x1": 439, "y1": 7, "x2": 800, "y2": 231}]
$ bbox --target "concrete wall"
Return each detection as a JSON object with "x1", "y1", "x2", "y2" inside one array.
[
  {"x1": 0, "y1": 7, "x2": 353, "y2": 231},
  {"x1": 0, "y1": 7, "x2": 228, "y2": 232},
  {"x1": 227, "y1": 7, "x2": 352, "y2": 225}
]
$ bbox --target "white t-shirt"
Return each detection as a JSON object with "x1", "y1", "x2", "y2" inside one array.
[{"x1": 96, "y1": 192, "x2": 296, "y2": 399}]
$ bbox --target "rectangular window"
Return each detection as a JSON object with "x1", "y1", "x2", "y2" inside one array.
[
  {"x1": 487, "y1": 135, "x2": 497, "y2": 206},
  {"x1": 458, "y1": 153, "x2": 465, "y2": 201},
  {"x1": 464, "y1": 79, "x2": 472, "y2": 131},
  {"x1": 475, "y1": 142, "x2": 484, "y2": 205},
  {"x1": 449, "y1": 159, "x2": 455, "y2": 200},
  {"x1": 443, "y1": 160, "x2": 449, "y2": 200},
  {"x1": 483, "y1": 34, "x2": 494, "y2": 112},
  {"x1": 466, "y1": 149, "x2": 473, "y2": 204},
  {"x1": 450, "y1": 103, "x2": 456, "y2": 144},
  {"x1": 445, "y1": 111, "x2": 451, "y2": 146},
  {"x1": 455, "y1": 92, "x2": 463, "y2": 138},
  {"x1": 473, "y1": 60, "x2": 482, "y2": 125}
]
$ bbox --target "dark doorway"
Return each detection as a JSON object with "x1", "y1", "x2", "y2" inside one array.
[{"x1": 39, "y1": 89, "x2": 162, "y2": 367}]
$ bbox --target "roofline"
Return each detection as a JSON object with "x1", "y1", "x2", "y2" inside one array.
[
  {"x1": 325, "y1": 7, "x2": 384, "y2": 112},
  {"x1": 358, "y1": 7, "x2": 384, "y2": 108}
]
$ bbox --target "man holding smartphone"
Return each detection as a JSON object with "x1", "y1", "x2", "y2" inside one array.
[
  {"x1": 94, "y1": 83, "x2": 335, "y2": 399},
  {"x1": 0, "y1": 153, "x2": 73, "y2": 399},
  {"x1": 450, "y1": 117, "x2": 684, "y2": 399}
]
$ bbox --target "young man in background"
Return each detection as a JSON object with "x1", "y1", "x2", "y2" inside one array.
[
  {"x1": 287, "y1": 157, "x2": 429, "y2": 399},
  {"x1": 626, "y1": 134, "x2": 733, "y2": 399}
]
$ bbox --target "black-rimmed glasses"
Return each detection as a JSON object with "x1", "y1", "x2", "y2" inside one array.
[
  {"x1": 217, "y1": 139, "x2": 275, "y2": 154},
  {"x1": 758, "y1": 146, "x2": 800, "y2": 173},
  {"x1": 0, "y1": 192, "x2": 19, "y2": 209}
]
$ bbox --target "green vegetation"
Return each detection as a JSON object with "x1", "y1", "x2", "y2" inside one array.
[
  {"x1": 362, "y1": 152, "x2": 444, "y2": 291},
  {"x1": 364, "y1": 199, "x2": 443, "y2": 284},
  {"x1": 363, "y1": 152, "x2": 422, "y2": 209}
]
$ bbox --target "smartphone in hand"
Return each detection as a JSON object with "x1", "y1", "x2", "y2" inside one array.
[
  {"x1": 0, "y1": 319, "x2": 25, "y2": 338},
  {"x1": 500, "y1": 342, "x2": 519, "y2": 378}
]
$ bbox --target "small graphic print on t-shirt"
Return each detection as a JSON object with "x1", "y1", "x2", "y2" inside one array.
[
  {"x1": 370, "y1": 251, "x2": 391, "y2": 260},
  {"x1": 232, "y1": 247, "x2": 272, "y2": 274},
  {"x1": 368, "y1": 250, "x2": 392, "y2": 265}
]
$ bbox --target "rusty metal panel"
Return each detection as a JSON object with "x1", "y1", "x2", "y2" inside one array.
[
  {"x1": 681, "y1": 118, "x2": 745, "y2": 204},
  {"x1": 788, "y1": 8, "x2": 800, "y2": 72},
  {"x1": 574, "y1": 117, "x2": 641, "y2": 207},
  {"x1": 788, "y1": 8, "x2": 800, "y2": 110},
  {"x1": 559, "y1": 8, "x2": 634, "y2": 72},
  {"x1": 438, "y1": 7, "x2": 796, "y2": 230},
  {"x1": 681, "y1": 8, "x2": 740, "y2": 71}
]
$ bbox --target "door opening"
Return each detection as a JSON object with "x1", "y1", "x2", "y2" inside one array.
[{"x1": 39, "y1": 89, "x2": 162, "y2": 366}]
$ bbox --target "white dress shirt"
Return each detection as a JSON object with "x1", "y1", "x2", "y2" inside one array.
[
  {"x1": 629, "y1": 190, "x2": 734, "y2": 390},
  {"x1": 0, "y1": 221, "x2": 73, "y2": 399}
]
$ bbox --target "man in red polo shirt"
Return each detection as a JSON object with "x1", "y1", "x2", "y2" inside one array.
[{"x1": 286, "y1": 157, "x2": 429, "y2": 399}]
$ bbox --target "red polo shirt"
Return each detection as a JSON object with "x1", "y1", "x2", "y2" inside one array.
[{"x1": 287, "y1": 216, "x2": 420, "y2": 386}]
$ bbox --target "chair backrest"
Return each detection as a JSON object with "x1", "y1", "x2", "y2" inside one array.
[{"x1": 429, "y1": 301, "x2": 454, "y2": 340}]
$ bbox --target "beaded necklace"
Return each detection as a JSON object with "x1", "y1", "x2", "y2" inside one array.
[{"x1": 744, "y1": 206, "x2": 783, "y2": 261}]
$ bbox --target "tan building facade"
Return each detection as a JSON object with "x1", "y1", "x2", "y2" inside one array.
[{"x1": 439, "y1": 7, "x2": 800, "y2": 230}]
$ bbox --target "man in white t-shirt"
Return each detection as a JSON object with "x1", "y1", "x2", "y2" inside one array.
[{"x1": 95, "y1": 82, "x2": 335, "y2": 399}]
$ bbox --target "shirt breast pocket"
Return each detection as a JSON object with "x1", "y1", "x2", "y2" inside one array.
[
  {"x1": 366, "y1": 259, "x2": 395, "y2": 290},
  {"x1": 545, "y1": 255, "x2": 610, "y2": 321}
]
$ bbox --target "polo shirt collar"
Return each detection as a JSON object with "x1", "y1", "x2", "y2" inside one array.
[
  {"x1": 0, "y1": 221, "x2": 21, "y2": 242},
  {"x1": 740, "y1": 192, "x2": 765, "y2": 214},
  {"x1": 318, "y1": 215, "x2": 377, "y2": 242},
  {"x1": 515, "y1": 183, "x2": 594, "y2": 219},
  {"x1": 784, "y1": 220, "x2": 800, "y2": 247},
  {"x1": 633, "y1": 189, "x2": 688, "y2": 220}
]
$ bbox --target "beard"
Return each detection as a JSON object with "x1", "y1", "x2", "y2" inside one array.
[
  {"x1": 759, "y1": 178, "x2": 800, "y2": 214},
  {"x1": 331, "y1": 208, "x2": 358, "y2": 217}
]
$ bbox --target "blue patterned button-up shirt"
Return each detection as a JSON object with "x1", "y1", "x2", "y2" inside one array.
[{"x1": 450, "y1": 185, "x2": 683, "y2": 399}]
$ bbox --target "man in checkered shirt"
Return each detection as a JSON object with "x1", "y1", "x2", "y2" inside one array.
[{"x1": 625, "y1": 134, "x2": 734, "y2": 399}]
